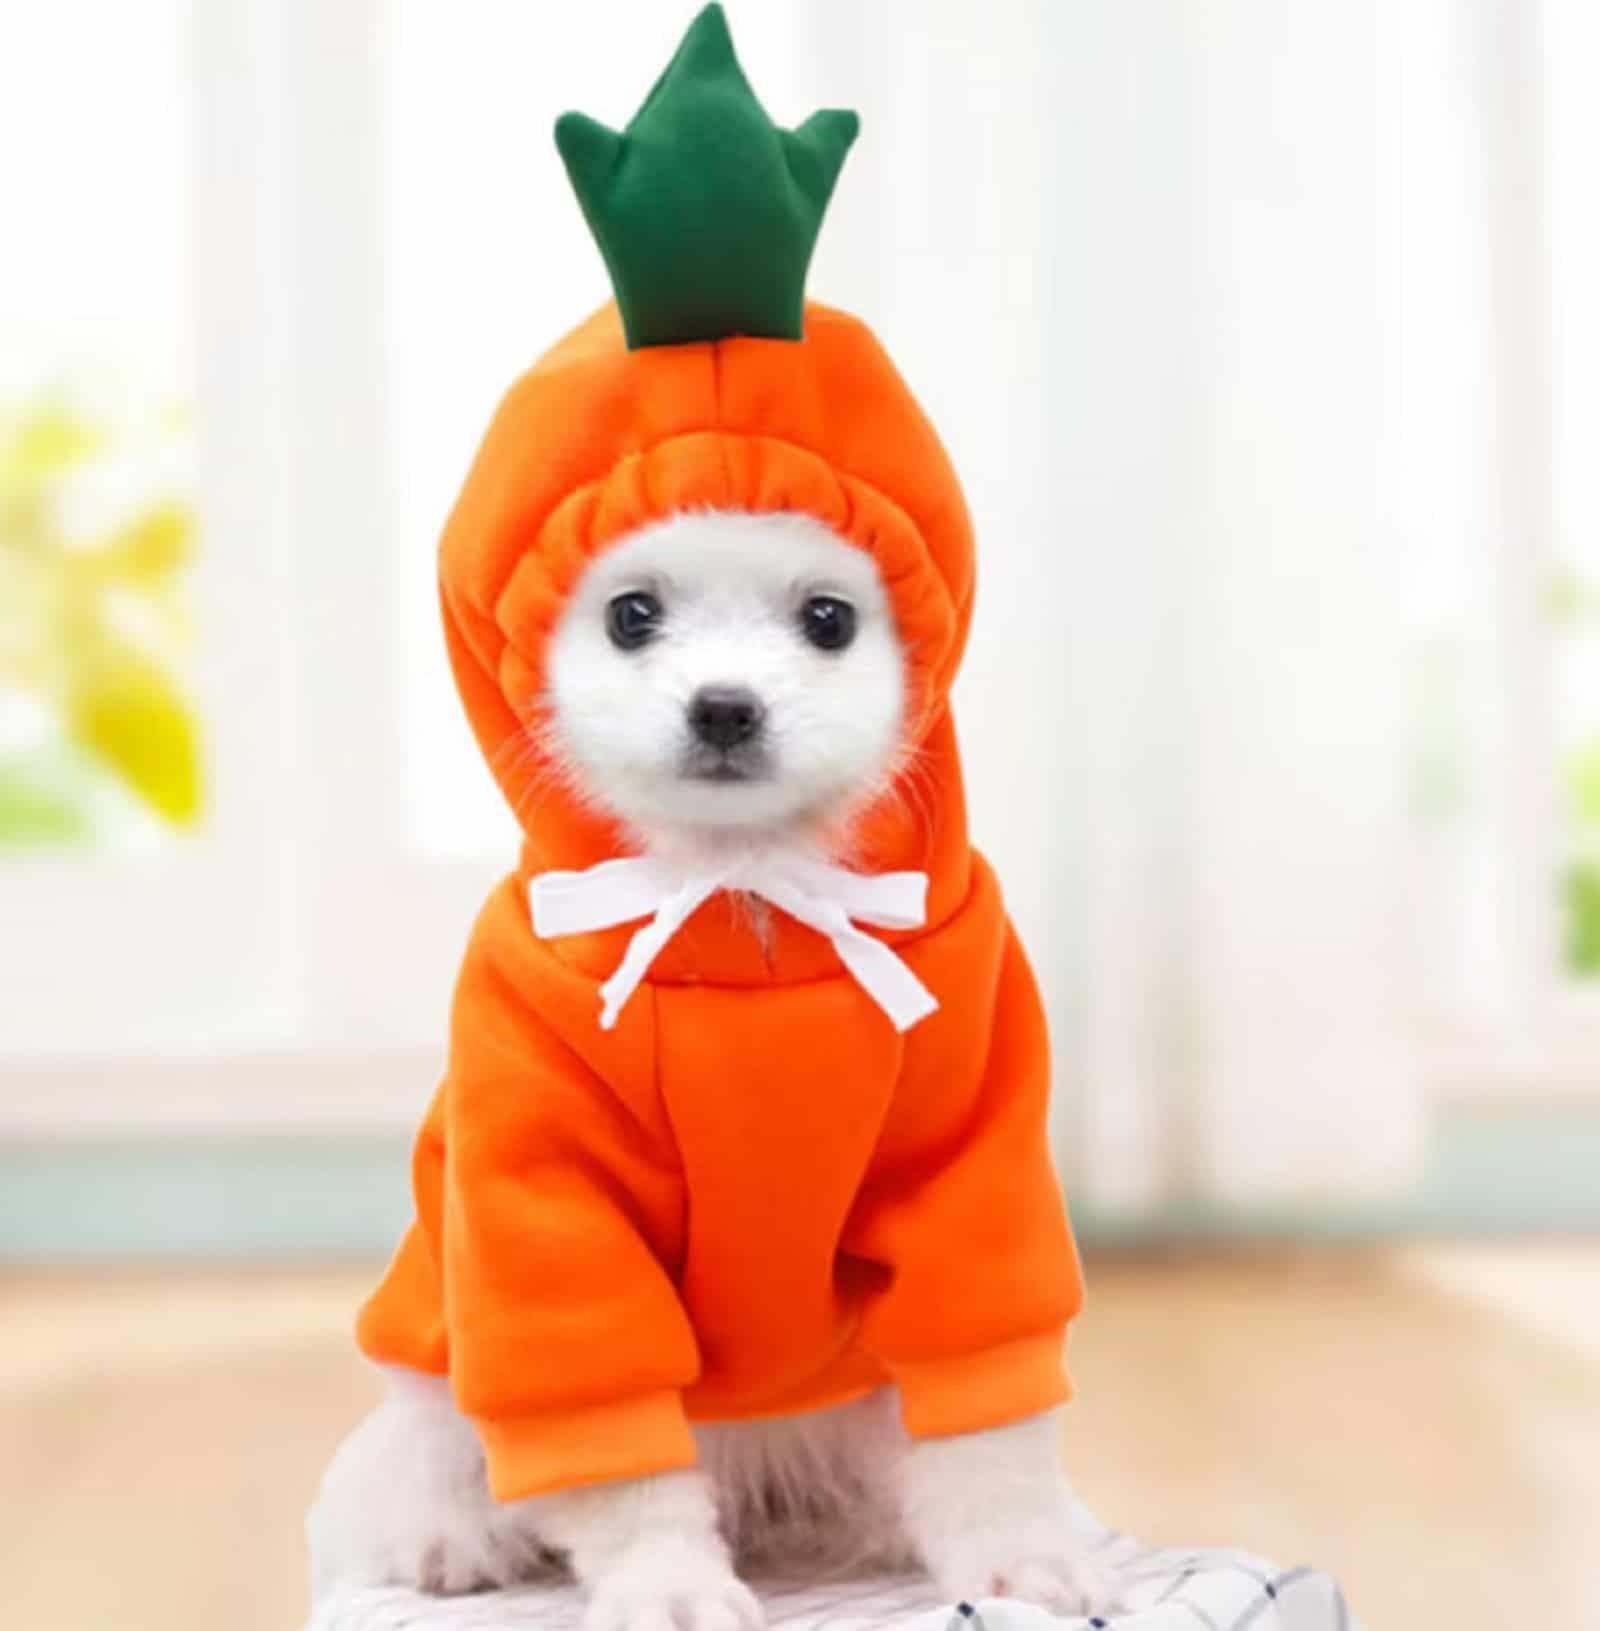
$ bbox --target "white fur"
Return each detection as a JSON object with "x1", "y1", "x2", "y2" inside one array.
[
  {"x1": 312, "y1": 511, "x2": 1115, "y2": 1625},
  {"x1": 898, "y1": 1414, "x2": 1117, "y2": 1612},
  {"x1": 307, "y1": 1368, "x2": 555, "y2": 1597},
  {"x1": 543, "y1": 510, "x2": 906, "y2": 854},
  {"x1": 308, "y1": 1375, "x2": 1113, "y2": 1625},
  {"x1": 534, "y1": 1465, "x2": 760, "y2": 1631}
]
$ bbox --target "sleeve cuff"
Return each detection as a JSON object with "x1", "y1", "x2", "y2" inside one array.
[
  {"x1": 476, "y1": 1389, "x2": 697, "y2": 1501},
  {"x1": 890, "y1": 1331, "x2": 1072, "y2": 1440}
]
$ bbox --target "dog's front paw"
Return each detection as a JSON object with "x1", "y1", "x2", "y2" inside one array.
[
  {"x1": 585, "y1": 1535, "x2": 764, "y2": 1631},
  {"x1": 898, "y1": 1414, "x2": 1122, "y2": 1618},
  {"x1": 937, "y1": 1521, "x2": 1119, "y2": 1616},
  {"x1": 308, "y1": 1378, "x2": 544, "y2": 1597}
]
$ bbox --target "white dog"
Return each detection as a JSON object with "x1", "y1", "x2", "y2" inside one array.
[{"x1": 307, "y1": 512, "x2": 1112, "y2": 1628}]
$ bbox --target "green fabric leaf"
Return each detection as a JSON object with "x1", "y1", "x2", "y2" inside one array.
[
  {"x1": 782, "y1": 109, "x2": 861, "y2": 209},
  {"x1": 556, "y1": 3, "x2": 858, "y2": 349}
]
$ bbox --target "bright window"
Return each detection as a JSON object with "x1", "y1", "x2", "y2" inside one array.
[{"x1": 0, "y1": 0, "x2": 199, "y2": 853}]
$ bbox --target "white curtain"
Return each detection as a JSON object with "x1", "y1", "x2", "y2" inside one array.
[{"x1": 802, "y1": 1, "x2": 1462, "y2": 1215}]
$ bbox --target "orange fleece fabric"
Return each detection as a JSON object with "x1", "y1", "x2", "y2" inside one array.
[{"x1": 356, "y1": 301, "x2": 1086, "y2": 1501}]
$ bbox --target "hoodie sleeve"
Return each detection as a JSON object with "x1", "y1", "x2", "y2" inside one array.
[
  {"x1": 846, "y1": 904, "x2": 1084, "y2": 1440},
  {"x1": 440, "y1": 886, "x2": 702, "y2": 1501}
]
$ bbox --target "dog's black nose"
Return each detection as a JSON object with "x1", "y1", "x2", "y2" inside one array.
[{"x1": 688, "y1": 686, "x2": 765, "y2": 750}]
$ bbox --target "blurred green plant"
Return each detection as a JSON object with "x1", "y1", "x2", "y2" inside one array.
[
  {"x1": 1546, "y1": 560, "x2": 1589, "y2": 629},
  {"x1": 1553, "y1": 563, "x2": 1600, "y2": 975},
  {"x1": 1562, "y1": 734, "x2": 1600, "y2": 976},
  {"x1": 1562, "y1": 859, "x2": 1600, "y2": 975},
  {"x1": 0, "y1": 396, "x2": 201, "y2": 846}
]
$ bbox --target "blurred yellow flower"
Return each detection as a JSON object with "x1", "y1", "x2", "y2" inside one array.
[{"x1": 0, "y1": 391, "x2": 201, "y2": 845}]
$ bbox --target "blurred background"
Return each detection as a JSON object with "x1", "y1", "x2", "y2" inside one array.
[{"x1": 2, "y1": 2, "x2": 1598, "y2": 1628}]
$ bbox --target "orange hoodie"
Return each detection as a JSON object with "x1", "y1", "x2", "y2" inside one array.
[{"x1": 356, "y1": 6, "x2": 1083, "y2": 1504}]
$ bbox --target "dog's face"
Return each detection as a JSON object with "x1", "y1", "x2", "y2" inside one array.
[{"x1": 544, "y1": 511, "x2": 907, "y2": 846}]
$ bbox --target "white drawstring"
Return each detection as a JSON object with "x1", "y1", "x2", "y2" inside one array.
[{"x1": 529, "y1": 854, "x2": 939, "y2": 1032}]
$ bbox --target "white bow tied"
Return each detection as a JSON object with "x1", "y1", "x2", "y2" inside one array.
[{"x1": 529, "y1": 855, "x2": 940, "y2": 1033}]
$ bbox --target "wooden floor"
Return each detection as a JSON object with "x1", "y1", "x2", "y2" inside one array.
[{"x1": 2, "y1": 1246, "x2": 1596, "y2": 1631}]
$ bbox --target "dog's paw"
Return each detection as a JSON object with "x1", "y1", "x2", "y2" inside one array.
[
  {"x1": 309, "y1": 1456, "x2": 541, "y2": 1595},
  {"x1": 899, "y1": 1411, "x2": 1122, "y2": 1618},
  {"x1": 307, "y1": 1378, "x2": 545, "y2": 1597},
  {"x1": 584, "y1": 1534, "x2": 764, "y2": 1631},
  {"x1": 936, "y1": 1524, "x2": 1121, "y2": 1617}
]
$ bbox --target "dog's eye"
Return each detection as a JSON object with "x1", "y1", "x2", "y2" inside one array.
[
  {"x1": 799, "y1": 595, "x2": 856, "y2": 652},
  {"x1": 606, "y1": 591, "x2": 663, "y2": 651}
]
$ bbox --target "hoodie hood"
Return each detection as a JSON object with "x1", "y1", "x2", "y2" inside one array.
[
  {"x1": 441, "y1": 299, "x2": 982, "y2": 874},
  {"x1": 434, "y1": 8, "x2": 983, "y2": 984}
]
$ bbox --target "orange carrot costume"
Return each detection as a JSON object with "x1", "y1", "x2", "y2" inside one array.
[{"x1": 357, "y1": 4, "x2": 1084, "y2": 1503}]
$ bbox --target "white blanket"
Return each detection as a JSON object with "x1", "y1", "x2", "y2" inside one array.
[{"x1": 305, "y1": 1501, "x2": 1363, "y2": 1631}]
